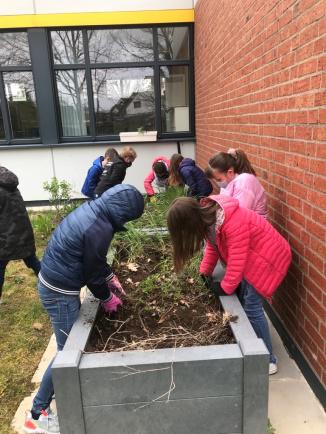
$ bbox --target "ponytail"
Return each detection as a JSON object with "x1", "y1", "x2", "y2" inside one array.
[
  {"x1": 169, "y1": 153, "x2": 184, "y2": 186},
  {"x1": 209, "y1": 148, "x2": 256, "y2": 176}
]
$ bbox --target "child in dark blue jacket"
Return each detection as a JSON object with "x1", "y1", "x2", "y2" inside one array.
[
  {"x1": 81, "y1": 148, "x2": 118, "y2": 199},
  {"x1": 169, "y1": 153, "x2": 212, "y2": 198},
  {"x1": 24, "y1": 185, "x2": 144, "y2": 434}
]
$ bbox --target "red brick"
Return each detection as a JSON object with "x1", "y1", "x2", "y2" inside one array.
[{"x1": 195, "y1": 0, "x2": 326, "y2": 387}]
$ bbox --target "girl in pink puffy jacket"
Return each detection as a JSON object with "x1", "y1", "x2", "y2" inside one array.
[
  {"x1": 144, "y1": 156, "x2": 170, "y2": 197},
  {"x1": 167, "y1": 194, "x2": 291, "y2": 375}
]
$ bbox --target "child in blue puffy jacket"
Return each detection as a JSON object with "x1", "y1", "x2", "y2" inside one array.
[
  {"x1": 169, "y1": 153, "x2": 212, "y2": 198},
  {"x1": 81, "y1": 148, "x2": 118, "y2": 199}
]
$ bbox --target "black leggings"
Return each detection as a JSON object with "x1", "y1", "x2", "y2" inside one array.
[{"x1": 0, "y1": 254, "x2": 40, "y2": 298}]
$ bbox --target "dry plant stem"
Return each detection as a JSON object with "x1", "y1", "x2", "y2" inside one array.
[{"x1": 103, "y1": 317, "x2": 131, "y2": 352}]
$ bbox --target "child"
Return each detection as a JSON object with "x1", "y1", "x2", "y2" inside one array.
[
  {"x1": 207, "y1": 148, "x2": 267, "y2": 218},
  {"x1": 24, "y1": 184, "x2": 144, "y2": 434},
  {"x1": 81, "y1": 148, "x2": 118, "y2": 199},
  {"x1": 169, "y1": 153, "x2": 212, "y2": 198},
  {"x1": 95, "y1": 146, "x2": 137, "y2": 197},
  {"x1": 144, "y1": 156, "x2": 170, "y2": 197},
  {"x1": 0, "y1": 166, "x2": 40, "y2": 303},
  {"x1": 167, "y1": 195, "x2": 291, "y2": 375}
]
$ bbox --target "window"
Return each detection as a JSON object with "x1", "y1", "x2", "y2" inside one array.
[
  {"x1": 0, "y1": 32, "x2": 40, "y2": 143},
  {"x1": 92, "y1": 68, "x2": 155, "y2": 135},
  {"x1": 0, "y1": 25, "x2": 194, "y2": 146},
  {"x1": 50, "y1": 25, "x2": 193, "y2": 141},
  {"x1": 161, "y1": 66, "x2": 190, "y2": 132}
]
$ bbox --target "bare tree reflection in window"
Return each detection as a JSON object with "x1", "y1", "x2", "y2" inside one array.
[
  {"x1": 158, "y1": 27, "x2": 189, "y2": 60},
  {"x1": 0, "y1": 32, "x2": 31, "y2": 66},
  {"x1": 88, "y1": 29, "x2": 153, "y2": 63},
  {"x1": 51, "y1": 31, "x2": 84, "y2": 65}
]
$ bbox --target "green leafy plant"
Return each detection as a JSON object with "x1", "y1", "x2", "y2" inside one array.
[
  {"x1": 43, "y1": 177, "x2": 82, "y2": 224},
  {"x1": 268, "y1": 419, "x2": 276, "y2": 433},
  {"x1": 31, "y1": 212, "x2": 56, "y2": 240}
]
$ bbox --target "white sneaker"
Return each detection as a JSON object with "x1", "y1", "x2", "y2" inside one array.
[
  {"x1": 269, "y1": 362, "x2": 278, "y2": 375},
  {"x1": 23, "y1": 409, "x2": 60, "y2": 433}
]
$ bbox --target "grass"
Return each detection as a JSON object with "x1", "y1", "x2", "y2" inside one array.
[{"x1": 0, "y1": 218, "x2": 52, "y2": 433}]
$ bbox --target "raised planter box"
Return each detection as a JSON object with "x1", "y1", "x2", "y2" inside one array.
[{"x1": 52, "y1": 292, "x2": 269, "y2": 434}]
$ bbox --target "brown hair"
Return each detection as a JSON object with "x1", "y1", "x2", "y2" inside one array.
[
  {"x1": 204, "y1": 166, "x2": 214, "y2": 179},
  {"x1": 209, "y1": 149, "x2": 256, "y2": 176},
  {"x1": 168, "y1": 153, "x2": 184, "y2": 186},
  {"x1": 104, "y1": 148, "x2": 119, "y2": 160},
  {"x1": 153, "y1": 161, "x2": 169, "y2": 178},
  {"x1": 167, "y1": 197, "x2": 217, "y2": 273},
  {"x1": 120, "y1": 146, "x2": 137, "y2": 160}
]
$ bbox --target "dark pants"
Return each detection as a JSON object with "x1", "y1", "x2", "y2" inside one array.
[{"x1": 0, "y1": 254, "x2": 41, "y2": 298}]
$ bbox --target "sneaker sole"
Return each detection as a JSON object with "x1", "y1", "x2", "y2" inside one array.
[{"x1": 24, "y1": 426, "x2": 58, "y2": 434}]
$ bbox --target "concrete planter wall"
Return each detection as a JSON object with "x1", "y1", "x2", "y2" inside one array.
[{"x1": 52, "y1": 292, "x2": 269, "y2": 434}]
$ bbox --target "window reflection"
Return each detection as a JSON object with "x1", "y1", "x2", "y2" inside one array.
[
  {"x1": 158, "y1": 27, "x2": 189, "y2": 60},
  {"x1": 160, "y1": 65, "x2": 189, "y2": 132},
  {"x1": 92, "y1": 68, "x2": 155, "y2": 135},
  {"x1": 3, "y1": 72, "x2": 39, "y2": 138},
  {"x1": 56, "y1": 70, "x2": 90, "y2": 136},
  {"x1": 51, "y1": 31, "x2": 84, "y2": 65},
  {"x1": 88, "y1": 29, "x2": 154, "y2": 63},
  {"x1": 0, "y1": 32, "x2": 31, "y2": 66}
]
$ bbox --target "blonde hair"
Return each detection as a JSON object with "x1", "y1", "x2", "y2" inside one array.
[{"x1": 120, "y1": 146, "x2": 137, "y2": 160}]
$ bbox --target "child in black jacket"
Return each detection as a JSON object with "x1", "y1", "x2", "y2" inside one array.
[{"x1": 95, "y1": 146, "x2": 137, "y2": 197}]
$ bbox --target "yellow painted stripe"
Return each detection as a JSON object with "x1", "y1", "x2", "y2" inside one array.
[{"x1": 0, "y1": 9, "x2": 194, "y2": 29}]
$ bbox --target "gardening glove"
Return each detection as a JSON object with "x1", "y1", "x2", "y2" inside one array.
[
  {"x1": 201, "y1": 275, "x2": 226, "y2": 297},
  {"x1": 101, "y1": 293, "x2": 122, "y2": 313},
  {"x1": 107, "y1": 274, "x2": 126, "y2": 297}
]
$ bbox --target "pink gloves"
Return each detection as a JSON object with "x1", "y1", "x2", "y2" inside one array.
[
  {"x1": 101, "y1": 275, "x2": 126, "y2": 313},
  {"x1": 107, "y1": 274, "x2": 126, "y2": 296},
  {"x1": 101, "y1": 293, "x2": 122, "y2": 313}
]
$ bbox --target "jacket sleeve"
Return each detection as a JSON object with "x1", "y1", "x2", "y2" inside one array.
[
  {"x1": 220, "y1": 224, "x2": 250, "y2": 294},
  {"x1": 82, "y1": 166, "x2": 101, "y2": 199},
  {"x1": 83, "y1": 221, "x2": 114, "y2": 300},
  {"x1": 181, "y1": 167, "x2": 198, "y2": 196},
  {"x1": 95, "y1": 163, "x2": 126, "y2": 196},
  {"x1": 144, "y1": 169, "x2": 155, "y2": 195},
  {"x1": 200, "y1": 240, "x2": 219, "y2": 275}
]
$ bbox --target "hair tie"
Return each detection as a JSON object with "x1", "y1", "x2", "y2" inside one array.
[{"x1": 227, "y1": 148, "x2": 237, "y2": 159}]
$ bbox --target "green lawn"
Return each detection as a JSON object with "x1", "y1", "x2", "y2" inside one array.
[{"x1": 0, "y1": 219, "x2": 51, "y2": 434}]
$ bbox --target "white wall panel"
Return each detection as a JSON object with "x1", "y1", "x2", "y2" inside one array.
[
  {"x1": 0, "y1": 147, "x2": 54, "y2": 201},
  {"x1": 34, "y1": 0, "x2": 194, "y2": 15},
  {"x1": 0, "y1": 1, "x2": 34, "y2": 16}
]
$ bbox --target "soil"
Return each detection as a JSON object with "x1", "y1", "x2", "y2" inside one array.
[{"x1": 86, "y1": 244, "x2": 234, "y2": 353}]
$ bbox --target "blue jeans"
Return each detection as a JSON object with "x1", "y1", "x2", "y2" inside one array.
[
  {"x1": 238, "y1": 280, "x2": 276, "y2": 364},
  {"x1": 0, "y1": 254, "x2": 40, "y2": 298},
  {"x1": 32, "y1": 281, "x2": 80, "y2": 414}
]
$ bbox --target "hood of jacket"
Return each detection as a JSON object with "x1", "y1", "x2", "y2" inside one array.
[
  {"x1": 201, "y1": 194, "x2": 239, "y2": 228},
  {"x1": 93, "y1": 156, "x2": 104, "y2": 168},
  {"x1": 179, "y1": 158, "x2": 195, "y2": 169},
  {"x1": 91, "y1": 184, "x2": 144, "y2": 229},
  {"x1": 0, "y1": 166, "x2": 19, "y2": 192}
]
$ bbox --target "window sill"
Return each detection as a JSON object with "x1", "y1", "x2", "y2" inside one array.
[{"x1": 0, "y1": 137, "x2": 196, "y2": 150}]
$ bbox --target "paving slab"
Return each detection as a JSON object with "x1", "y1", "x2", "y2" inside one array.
[{"x1": 268, "y1": 318, "x2": 326, "y2": 434}]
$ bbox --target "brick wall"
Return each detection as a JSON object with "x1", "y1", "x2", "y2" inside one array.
[{"x1": 194, "y1": 0, "x2": 326, "y2": 385}]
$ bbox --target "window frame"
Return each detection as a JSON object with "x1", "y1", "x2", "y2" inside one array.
[
  {"x1": 0, "y1": 23, "x2": 194, "y2": 147},
  {"x1": 0, "y1": 29, "x2": 41, "y2": 145},
  {"x1": 49, "y1": 23, "x2": 195, "y2": 143}
]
